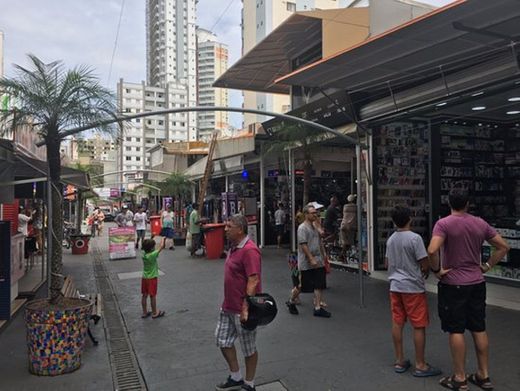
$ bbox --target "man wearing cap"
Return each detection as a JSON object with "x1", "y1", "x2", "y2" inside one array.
[{"x1": 215, "y1": 214, "x2": 262, "y2": 391}]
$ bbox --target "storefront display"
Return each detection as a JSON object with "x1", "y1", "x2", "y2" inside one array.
[
  {"x1": 373, "y1": 121, "x2": 430, "y2": 269},
  {"x1": 435, "y1": 123, "x2": 520, "y2": 283}
]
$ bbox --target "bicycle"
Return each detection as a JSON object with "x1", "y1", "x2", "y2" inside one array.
[{"x1": 62, "y1": 221, "x2": 75, "y2": 249}]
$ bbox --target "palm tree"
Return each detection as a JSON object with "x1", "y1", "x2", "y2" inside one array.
[
  {"x1": 156, "y1": 172, "x2": 193, "y2": 200},
  {"x1": 0, "y1": 54, "x2": 120, "y2": 304}
]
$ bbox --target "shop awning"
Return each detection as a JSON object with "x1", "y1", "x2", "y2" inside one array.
[
  {"x1": 213, "y1": 8, "x2": 370, "y2": 94},
  {"x1": 0, "y1": 139, "x2": 91, "y2": 202},
  {"x1": 275, "y1": 0, "x2": 520, "y2": 94}
]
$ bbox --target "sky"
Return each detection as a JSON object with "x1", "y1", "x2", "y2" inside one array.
[{"x1": 0, "y1": 0, "x2": 455, "y2": 128}]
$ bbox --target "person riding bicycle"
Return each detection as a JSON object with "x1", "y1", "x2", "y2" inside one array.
[{"x1": 90, "y1": 207, "x2": 105, "y2": 237}]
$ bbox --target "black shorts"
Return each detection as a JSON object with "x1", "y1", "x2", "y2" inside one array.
[
  {"x1": 300, "y1": 267, "x2": 327, "y2": 293},
  {"x1": 276, "y1": 224, "x2": 284, "y2": 236},
  {"x1": 438, "y1": 281, "x2": 486, "y2": 333}
]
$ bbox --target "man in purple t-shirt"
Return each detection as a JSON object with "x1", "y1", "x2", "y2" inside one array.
[
  {"x1": 215, "y1": 214, "x2": 261, "y2": 391},
  {"x1": 428, "y1": 189, "x2": 509, "y2": 391}
]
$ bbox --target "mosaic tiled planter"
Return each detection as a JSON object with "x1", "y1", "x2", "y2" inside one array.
[{"x1": 25, "y1": 298, "x2": 93, "y2": 376}]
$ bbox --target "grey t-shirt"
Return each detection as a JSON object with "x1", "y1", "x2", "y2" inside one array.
[
  {"x1": 297, "y1": 222, "x2": 323, "y2": 271},
  {"x1": 385, "y1": 231, "x2": 428, "y2": 293}
]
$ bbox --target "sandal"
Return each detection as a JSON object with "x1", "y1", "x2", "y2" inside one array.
[
  {"x1": 141, "y1": 311, "x2": 152, "y2": 318},
  {"x1": 394, "y1": 359, "x2": 411, "y2": 373},
  {"x1": 152, "y1": 310, "x2": 165, "y2": 319},
  {"x1": 413, "y1": 364, "x2": 442, "y2": 377},
  {"x1": 439, "y1": 375, "x2": 469, "y2": 390},
  {"x1": 468, "y1": 373, "x2": 494, "y2": 391}
]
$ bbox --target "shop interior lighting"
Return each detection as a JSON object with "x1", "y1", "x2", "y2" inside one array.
[
  {"x1": 436, "y1": 102, "x2": 448, "y2": 107},
  {"x1": 508, "y1": 97, "x2": 520, "y2": 102},
  {"x1": 472, "y1": 106, "x2": 486, "y2": 111},
  {"x1": 506, "y1": 110, "x2": 520, "y2": 115}
]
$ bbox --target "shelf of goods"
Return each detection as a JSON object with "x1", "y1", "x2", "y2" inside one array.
[{"x1": 374, "y1": 121, "x2": 430, "y2": 268}]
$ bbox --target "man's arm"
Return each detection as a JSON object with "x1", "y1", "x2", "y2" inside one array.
[
  {"x1": 427, "y1": 235, "x2": 450, "y2": 277},
  {"x1": 240, "y1": 274, "x2": 260, "y2": 323},
  {"x1": 483, "y1": 234, "x2": 510, "y2": 272}
]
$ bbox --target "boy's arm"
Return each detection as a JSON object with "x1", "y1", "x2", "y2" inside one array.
[{"x1": 157, "y1": 236, "x2": 167, "y2": 252}]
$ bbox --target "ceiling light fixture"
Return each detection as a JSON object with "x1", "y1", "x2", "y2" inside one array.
[
  {"x1": 436, "y1": 102, "x2": 447, "y2": 107},
  {"x1": 472, "y1": 106, "x2": 486, "y2": 111},
  {"x1": 507, "y1": 110, "x2": 520, "y2": 115},
  {"x1": 471, "y1": 91, "x2": 484, "y2": 97},
  {"x1": 508, "y1": 97, "x2": 520, "y2": 102}
]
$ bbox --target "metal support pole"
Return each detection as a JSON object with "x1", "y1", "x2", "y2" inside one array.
[
  {"x1": 356, "y1": 144, "x2": 365, "y2": 308},
  {"x1": 225, "y1": 175, "x2": 229, "y2": 193},
  {"x1": 260, "y1": 148, "x2": 265, "y2": 248},
  {"x1": 46, "y1": 177, "x2": 53, "y2": 297},
  {"x1": 289, "y1": 148, "x2": 296, "y2": 252}
]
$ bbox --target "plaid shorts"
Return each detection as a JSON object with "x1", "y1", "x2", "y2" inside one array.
[{"x1": 215, "y1": 310, "x2": 257, "y2": 357}]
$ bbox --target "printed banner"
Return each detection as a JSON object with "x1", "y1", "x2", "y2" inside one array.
[{"x1": 108, "y1": 226, "x2": 136, "y2": 260}]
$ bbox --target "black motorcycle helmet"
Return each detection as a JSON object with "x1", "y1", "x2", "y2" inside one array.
[{"x1": 241, "y1": 293, "x2": 278, "y2": 330}]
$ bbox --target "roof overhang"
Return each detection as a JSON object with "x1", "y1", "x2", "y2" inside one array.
[
  {"x1": 213, "y1": 8, "x2": 369, "y2": 94},
  {"x1": 275, "y1": 0, "x2": 520, "y2": 94},
  {"x1": 0, "y1": 139, "x2": 91, "y2": 189}
]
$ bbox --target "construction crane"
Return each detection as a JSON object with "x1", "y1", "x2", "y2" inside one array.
[{"x1": 197, "y1": 131, "x2": 219, "y2": 217}]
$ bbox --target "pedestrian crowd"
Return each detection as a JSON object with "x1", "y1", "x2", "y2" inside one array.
[{"x1": 89, "y1": 186, "x2": 509, "y2": 391}]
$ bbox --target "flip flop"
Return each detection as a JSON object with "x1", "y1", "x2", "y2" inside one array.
[
  {"x1": 467, "y1": 373, "x2": 494, "y2": 390},
  {"x1": 141, "y1": 312, "x2": 152, "y2": 319},
  {"x1": 394, "y1": 359, "x2": 411, "y2": 373},
  {"x1": 152, "y1": 310, "x2": 165, "y2": 319},
  {"x1": 439, "y1": 375, "x2": 469, "y2": 390},
  {"x1": 413, "y1": 364, "x2": 442, "y2": 377}
]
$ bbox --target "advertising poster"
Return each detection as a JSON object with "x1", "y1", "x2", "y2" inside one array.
[{"x1": 109, "y1": 227, "x2": 136, "y2": 260}]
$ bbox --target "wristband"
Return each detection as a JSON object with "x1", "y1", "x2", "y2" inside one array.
[{"x1": 485, "y1": 262, "x2": 492, "y2": 271}]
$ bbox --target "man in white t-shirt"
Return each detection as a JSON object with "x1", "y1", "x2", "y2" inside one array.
[
  {"x1": 134, "y1": 206, "x2": 147, "y2": 249},
  {"x1": 274, "y1": 203, "x2": 285, "y2": 248},
  {"x1": 18, "y1": 206, "x2": 33, "y2": 236}
]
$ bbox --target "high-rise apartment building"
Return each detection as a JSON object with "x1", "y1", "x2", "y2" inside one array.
[
  {"x1": 117, "y1": 79, "x2": 190, "y2": 183},
  {"x1": 0, "y1": 31, "x2": 4, "y2": 78},
  {"x1": 241, "y1": 0, "x2": 343, "y2": 127},
  {"x1": 146, "y1": 0, "x2": 197, "y2": 140},
  {"x1": 196, "y1": 28, "x2": 229, "y2": 141}
]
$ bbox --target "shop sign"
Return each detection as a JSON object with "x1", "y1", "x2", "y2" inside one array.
[
  {"x1": 110, "y1": 188, "x2": 120, "y2": 198},
  {"x1": 108, "y1": 227, "x2": 136, "y2": 260},
  {"x1": 221, "y1": 192, "x2": 238, "y2": 220}
]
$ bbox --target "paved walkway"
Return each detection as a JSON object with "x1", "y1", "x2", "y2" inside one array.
[{"x1": 1, "y1": 224, "x2": 520, "y2": 390}]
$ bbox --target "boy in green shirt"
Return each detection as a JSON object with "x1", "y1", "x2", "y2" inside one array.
[{"x1": 141, "y1": 237, "x2": 166, "y2": 319}]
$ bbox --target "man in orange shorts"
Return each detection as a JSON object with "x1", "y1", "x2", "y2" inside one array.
[{"x1": 385, "y1": 206, "x2": 442, "y2": 377}]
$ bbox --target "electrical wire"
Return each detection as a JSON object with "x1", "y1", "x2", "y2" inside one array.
[{"x1": 107, "y1": 0, "x2": 126, "y2": 87}]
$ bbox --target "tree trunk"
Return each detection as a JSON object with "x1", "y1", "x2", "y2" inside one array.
[{"x1": 47, "y1": 138, "x2": 64, "y2": 304}]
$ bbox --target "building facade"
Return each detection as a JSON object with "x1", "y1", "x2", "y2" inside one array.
[
  {"x1": 146, "y1": 0, "x2": 197, "y2": 140},
  {"x1": 117, "y1": 79, "x2": 190, "y2": 185},
  {"x1": 196, "y1": 28, "x2": 229, "y2": 141},
  {"x1": 241, "y1": 0, "x2": 343, "y2": 127}
]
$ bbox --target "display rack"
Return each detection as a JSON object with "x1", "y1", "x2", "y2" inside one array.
[{"x1": 374, "y1": 121, "x2": 430, "y2": 269}]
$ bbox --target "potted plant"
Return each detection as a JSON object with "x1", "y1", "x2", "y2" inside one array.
[{"x1": 0, "y1": 55, "x2": 120, "y2": 375}]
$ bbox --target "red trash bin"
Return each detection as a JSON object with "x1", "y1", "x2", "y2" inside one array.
[
  {"x1": 150, "y1": 216, "x2": 162, "y2": 237},
  {"x1": 203, "y1": 223, "x2": 225, "y2": 259},
  {"x1": 70, "y1": 235, "x2": 90, "y2": 255}
]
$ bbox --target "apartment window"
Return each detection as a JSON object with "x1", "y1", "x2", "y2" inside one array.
[
  {"x1": 136, "y1": 138, "x2": 141, "y2": 142},
  {"x1": 287, "y1": 2, "x2": 296, "y2": 12},
  {"x1": 136, "y1": 147, "x2": 141, "y2": 152},
  {"x1": 136, "y1": 157, "x2": 141, "y2": 161},
  {"x1": 126, "y1": 137, "x2": 131, "y2": 141},
  {"x1": 126, "y1": 147, "x2": 131, "y2": 151},
  {"x1": 125, "y1": 156, "x2": 131, "y2": 161}
]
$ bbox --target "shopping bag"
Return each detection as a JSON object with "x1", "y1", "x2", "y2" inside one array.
[{"x1": 324, "y1": 256, "x2": 331, "y2": 274}]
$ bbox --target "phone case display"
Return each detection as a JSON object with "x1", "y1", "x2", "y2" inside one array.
[
  {"x1": 482, "y1": 228, "x2": 520, "y2": 281},
  {"x1": 439, "y1": 125, "x2": 507, "y2": 221},
  {"x1": 374, "y1": 122, "x2": 430, "y2": 269}
]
